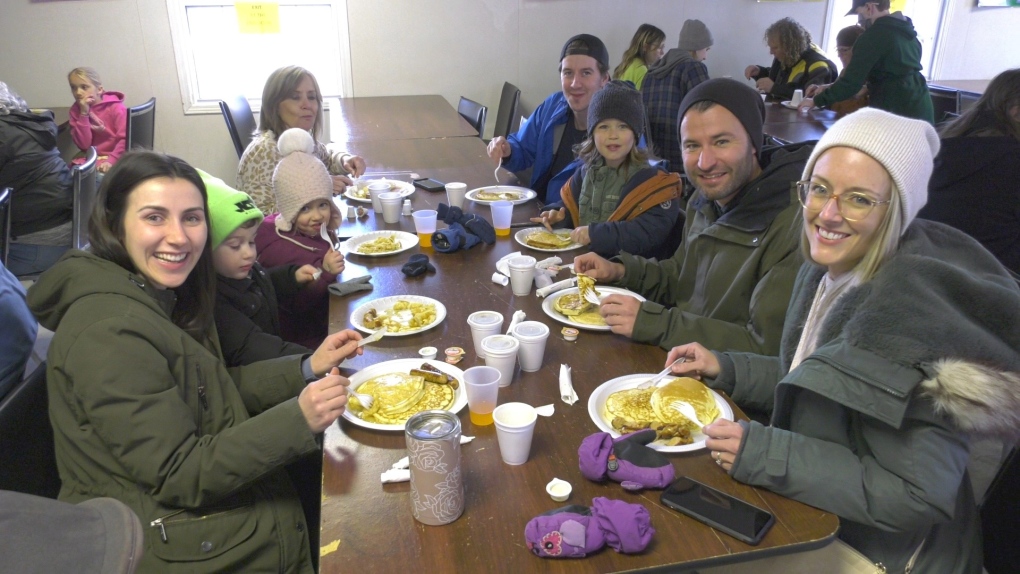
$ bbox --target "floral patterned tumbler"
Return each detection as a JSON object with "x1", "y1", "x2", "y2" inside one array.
[{"x1": 406, "y1": 410, "x2": 464, "y2": 525}]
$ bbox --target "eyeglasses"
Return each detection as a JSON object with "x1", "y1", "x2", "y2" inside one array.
[{"x1": 795, "y1": 180, "x2": 890, "y2": 222}]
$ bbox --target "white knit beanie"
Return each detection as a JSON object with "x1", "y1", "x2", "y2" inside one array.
[
  {"x1": 272, "y1": 128, "x2": 339, "y2": 231},
  {"x1": 802, "y1": 108, "x2": 940, "y2": 231}
]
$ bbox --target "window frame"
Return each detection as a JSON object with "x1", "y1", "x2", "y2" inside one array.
[{"x1": 165, "y1": 0, "x2": 353, "y2": 115}]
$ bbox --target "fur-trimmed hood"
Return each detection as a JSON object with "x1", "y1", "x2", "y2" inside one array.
[{"x1": 920, "y1": 359, "x2": 1020, "y2": 440}]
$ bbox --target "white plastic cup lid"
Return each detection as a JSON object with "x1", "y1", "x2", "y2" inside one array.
[
  {"x1": 513, "y1": 321, "x2": 549, "y2": 340},
  {"x1": 481, "y1": 334, "x2": 520, "y2": 355},
  {"x1": 507, "y1": 256, "x2": 537, "y2": 269},
  {"x1": 468, "y1": 311, "x2": 503, "y2": 326}
]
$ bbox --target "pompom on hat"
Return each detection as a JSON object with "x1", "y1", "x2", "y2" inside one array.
[
  {"x1": 677, "y1": 19, "x2": 713, "y2": 52},
  {"x1": 801, "y1": 108, "x2": 940, "y2": 230},
  {"x1": 199, "y1": 170, "x2": 263, "y2": 248},
  {"x1": 272, "y1": 128, "x2": 340, "y2": 232},
  {"x1": 587, "y1": 81, "x2": 646, "y2": 139}
]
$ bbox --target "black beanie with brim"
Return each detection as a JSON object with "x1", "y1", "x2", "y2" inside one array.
[{"x1": 676, "y1": 78, "x2": 766, "y2": 151}]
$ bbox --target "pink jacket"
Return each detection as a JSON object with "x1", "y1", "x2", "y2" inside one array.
[
  {"x1": 68, "y1": 91, "x2": 127, "y2": 164},
  {"x1": 254, "y1": 214, "x2": 338, "y2": 348}
]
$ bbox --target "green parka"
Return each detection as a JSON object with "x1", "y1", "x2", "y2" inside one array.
[
  {"x1": 814, "y1": 13, "x2": 934, "y2": 124},
  {"x1": 614, "y1": 143, "x2": 810, "y2": 354},
  {"x1": 28, "y1": 251, "x2": 318, "y2": 573}
]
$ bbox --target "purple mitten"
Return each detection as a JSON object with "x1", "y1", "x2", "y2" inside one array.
[
  {"x1": 578, "y1": 430, "x2": 676, "y2": 491},
  {"x1": 525, "y1": 505, "x2": 605, "y2": 558},
  {"x1": 591, "y1": 497, "x2": 655, "y2": 554}
]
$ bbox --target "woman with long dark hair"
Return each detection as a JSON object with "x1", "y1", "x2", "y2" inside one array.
[{"x1": 28, "y1": 151, "x2": 360, "y2": 572}]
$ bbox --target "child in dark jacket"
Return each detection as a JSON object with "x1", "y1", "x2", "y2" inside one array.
[
  {"x1": 533, "y1": 81, "x2": 682, "y2": 260},
  {"x1": 67, "y1": 67, "x2": 126, "y2": 173},
  {"x1": 254, "y1": 128, "x2": 345, "y2": 349}
]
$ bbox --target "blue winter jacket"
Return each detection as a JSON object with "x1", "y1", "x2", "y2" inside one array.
[{"x1": 502, "y1": 91, "x2": 578, "y2": 203}]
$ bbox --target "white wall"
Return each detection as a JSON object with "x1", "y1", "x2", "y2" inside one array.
[{"x1": 1, "y1": 0, "x2": 1016, "y2": 185}]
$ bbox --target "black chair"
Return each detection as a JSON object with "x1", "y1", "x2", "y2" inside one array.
[
  {"x1": 457, "y1": 97, "x2": 487, "y2": 139},
  {"x1": 492, "y1": 82, "x2": 521, "y2": 140},
  {"x1": 0, "y1": 362, "x2": 61, "y2": 499},
  {"x1": 71, "y1": 147, "x2": 98, "y2": 251},
  {"x1": 219, "y1": 95, "x2": 258, "y2": 159},
  {"x1": 126, "y1": 97, "x2": 156, "y2": 151},
  {"x1": 928, "y1": 85, "x2": 960, "y2": 124},
  {"x1": 981, "y1": 446, "x2": 1020, "y2": 573},
  {"x1": 0, "y1": 187, "x2": 11, "y2": 266}
]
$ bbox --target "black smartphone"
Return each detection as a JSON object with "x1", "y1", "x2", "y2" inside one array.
[
  {"x1": 413, "y1": 178, "x2": 446, "y2": 192},
  {"x1": 660, "y1": 477, "x2": 775, "y2": 545}
]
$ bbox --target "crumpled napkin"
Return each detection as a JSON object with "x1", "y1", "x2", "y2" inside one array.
[
  {"x1": 506, "y1": 310, "x2": 527, "y2": 335},
  {"x1": 536, "y1": 277, "x2": 577, "y2": 298},
  {"x1": 560, "y1": 364, "x2": 579, "y2": 405},
  {"x1": 381, "y1": 435, "x2": 475, "y2": 484},
  {"x1": 494, "y1": 251, "x2": 523, "y2": 283}
]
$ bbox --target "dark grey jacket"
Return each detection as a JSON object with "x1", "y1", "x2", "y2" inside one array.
[
  {"x1": 0, "y1": 110, "x2": 73, "y2": 236},
  {"x1": 713, "y1": 221, "x2": 1020, "y2": 573}
]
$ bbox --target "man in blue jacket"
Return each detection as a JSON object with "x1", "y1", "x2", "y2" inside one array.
[{"x1": 487, "y1": 34, "x2": 610, "y2": 203}]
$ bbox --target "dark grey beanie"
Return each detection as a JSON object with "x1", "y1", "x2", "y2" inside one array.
[
  {"x1": 677, "y1": 19, "x2": 713, "y2": 52},
  {"x1": 677, "y1": 78, "x2": 766, "y2": 149},
  {"x1": 587, "y1": 81, "x2": 645, "y2": 138}
]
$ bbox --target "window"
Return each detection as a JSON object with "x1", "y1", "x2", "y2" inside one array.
[
  {"x1": 166, "y1": 0, "x2": 352, "y2": 114},
  {"x1": 821, "y1": 0, "x2": 948, "y2": 78}
]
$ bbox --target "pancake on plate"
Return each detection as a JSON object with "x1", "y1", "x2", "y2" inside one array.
[
  {"x1": 475, "y1": 188, "x2": 522, "y2": 201},
  {"x1": 553, "y1": 292, "x2": 605, "y2": 326},
  {"x1": 350, "y1": 369, "x2": 457, "y2": 425},
  {"x1": 525, "y1": 230, "x2": 573, "y2": 249},
  {"x1": 603, "y1": 386, "x2": 692, "y2": 446},
  {"x1": 650, "y1": 377, "x2": 721, "y2": 432}
]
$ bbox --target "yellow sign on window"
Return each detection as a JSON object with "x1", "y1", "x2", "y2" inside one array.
[{"x1": 236, "y1": 2, "x2": 280, "y2": 34}]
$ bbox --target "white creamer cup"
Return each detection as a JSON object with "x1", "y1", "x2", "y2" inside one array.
[
  {"x1": 467, "y1": 311, "x2": 504, "y2": 358},
  {"x1": 445, "y1": 182, "x2": 468, "y2": 209},
  {"x1": 481, "y1": 334, "x2": 519, "y2": 387},
  {"x1": 512, "y1": 321, "x2": 550, "y2": 372},
  {"x1": 493, "y1": 402, "x2": 538, "y2": 465},
  {"x1": 507, "y1": 255, "x2": 537, "y2": 296}
]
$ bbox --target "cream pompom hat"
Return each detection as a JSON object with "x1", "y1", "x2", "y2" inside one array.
[
  {"x1": 271, "y1": 128, "x2": 340, "y2": 232},
  {"x1": 802, "y1": 108, "x2": 940, "y2": 231}
]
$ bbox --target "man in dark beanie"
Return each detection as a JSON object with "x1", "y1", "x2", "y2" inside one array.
[
  {"x1": 487, "y1": 33, "x2": 610, "y2": 202},
  {"x1": 574, "y1": 78, "x2": 811, "y2": 364}
]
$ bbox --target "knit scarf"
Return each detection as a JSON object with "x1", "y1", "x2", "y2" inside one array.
[{"x1": 789, "y1": 271, "x2": 860, "y2": 371}]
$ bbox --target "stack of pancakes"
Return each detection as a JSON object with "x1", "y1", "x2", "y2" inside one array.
[
  {"x1": 605, "y1": 377, "x2": 719, "y2": 434},
  {"x1": 525, "y1": 230, "x2": 573, "y2": 249},
  {"x1": 351, "y1": 371, "x2": 456, "y2": 425}
]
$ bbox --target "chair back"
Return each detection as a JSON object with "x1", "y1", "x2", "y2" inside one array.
[
  {"x1": 219, "y1": 95, "x2": 258, "y2": 159},
  {"x1": 982, "y1": 446, "x2": 1020, "y2": 573},
  {"x1": 493, "y1": 82, "x2": 521, "y2": 140},
  {"x1": 457, "y1": 97, "x2": 487, "y2": 139},
  {"x1": 0, "y1": 361, "x2": 61, "y2": 499},
  {"x1": 126, "y1": 97, "x2": 157, "y2": 151},
  {"x1": 928, "y1": 85, "x2": 960, "y2": 124},
  {"x1": 0, "y1": 188, "x2": 11, "y2": 266},
  {"x1": 71, "y1": 147, "x2": 98, "y2": 251}
]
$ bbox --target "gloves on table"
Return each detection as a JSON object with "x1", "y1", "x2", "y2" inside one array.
[
  {"x1": 578, "y1": 429, "x2": 675, "y2": 491},
  {"x1": 432, "y1": 222, "x2": 481, "y2": 253},
  {"x1": 524, "y1": 497, "x2": 654, "y2": 558},
  {"x1": 327, "y1": 275, "x2": 373, "y2": 297},
  {"x1": 437, "y1": 203, "x2": 496, "y2": 245},
  {"x1": 401, "y1": 254, "x2": 436, "y2": 277}
]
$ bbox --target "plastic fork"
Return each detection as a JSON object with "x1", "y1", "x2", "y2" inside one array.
[
  {"x1": 319, "y1": 223, "x2": 341, "y2": 251},
  {"x1": 350, "y1": 389, "x2": 374, "y2": 411},
  {"x1": 671, "y1": 400, "x2": 711, "y2": 428},
  {"x1": 357, "y1": 327, "x2": 387, "y2": 347},
  {"x1": 636, "y1": 357, "x2": 686, "y2": 390},
  {"x1": 582, "y1": 287, "x2": 605, "y2": 306}
]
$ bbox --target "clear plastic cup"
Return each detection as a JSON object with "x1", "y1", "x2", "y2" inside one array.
[
  {"x1": 463, "y1": 366, "x2": 501, "y2": 426},
  {"x1": 490, "y1": 200, "x2": 513, "y2": 237},
  {"x1": 412, "y1": 210, "x2": 438, "y2": 248}
]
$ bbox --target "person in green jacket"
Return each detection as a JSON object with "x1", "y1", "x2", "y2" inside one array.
[
  {"x1": 574, "y1": 78, "x2": 807, "y2": 357},
  {"x1": 28, "y1": 151, "x2": 363, "y2": 573},
  {"x1": 801, "y1": 0, "x2": 934, "y2": 124},
  {"x1": 669, "y1": 109, "x2": 1020, "y2": 573}
]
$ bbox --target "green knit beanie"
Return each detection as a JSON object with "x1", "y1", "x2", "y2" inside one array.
[{"x1": 199, "y1": 170, "x2": 264, "y2": 248}]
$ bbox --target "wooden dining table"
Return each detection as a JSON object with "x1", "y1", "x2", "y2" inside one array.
[
  {"x1": 327, "y1": 95, "x2": 479, "y2": 143},
  {"x1": 318, "y1": 136, "x2": 839, "y2": 573},
  {"x1": 763, "y1": 101, "x2": 837, "y2": 144}
]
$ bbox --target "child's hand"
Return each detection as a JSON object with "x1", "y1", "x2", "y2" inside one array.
[
  {"x1": 294, "y1": 264, "x2": 319, "y2": 284},
  {"x1": 77, "y1": 97, "x2": 93, "y2": 114},
  {"x1": 529, "y1": 207, "x2": 565, "y2": 232},
  {"x1": 323, "y1": 248, "x2": 345, "y2": 276},
  {"x1": 570, "y1": 226, "x2": 590, "y2": 246},
  {"x1": 97, "y1": 161, "x2": 112, "y2": 173}
]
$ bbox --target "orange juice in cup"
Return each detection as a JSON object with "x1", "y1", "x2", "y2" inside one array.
[{"x1": 412, "y1": 210, "x2": 437, "y2": 248}]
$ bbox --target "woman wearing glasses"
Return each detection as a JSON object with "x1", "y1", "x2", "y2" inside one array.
[{"x1": 666, "y1": 109, "x2": 1020, "y2": 572}]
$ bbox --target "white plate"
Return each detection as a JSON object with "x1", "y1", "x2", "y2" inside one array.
[
  {"x1": 465, "y1": 185, "x2": 537, "y2": 206},
  {"x1": 342, "y1": 358, "x2": 466, "y2": 432},
  {"x1": 541, "y1": 287, "x2": 646, "y2": 331},
  {"x1": 344, "y1": 231, "x2": 419, "y2": 257},
  {"x1": 344, "y1": 179, "x2": 415, "y2": 203},
  {"x1": 514, "y1": 227, "x2": 583, "y2": 253},
  {"x1": 780, "y1": 100, "x2": 810, "y2": 110},
  {"x1": 587, "y1": 374, "x2": 734, "y2": 452},
  {"x1": 350, "y1": 295, "x2": 446, "y2": 336}
]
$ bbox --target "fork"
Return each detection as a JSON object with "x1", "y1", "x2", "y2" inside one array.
[
  {"x1": 357, "y1": 327, "x2": 387, "y2": 347},
  {"x1": 671, "y1": 400, "x2": 712, "y2": 428},
  {"x1": 319, "y1": 223, "x2": 342, "y2": 251},
  {"x1": 582, "y1": 287, "x2": 605, "y2": 306},
  {"x1": 636, "y1": 357, "x2": 686, "y2": 390},
  {"x1": 349, "y1": 388, "x2": 374, "y2": 411}
]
